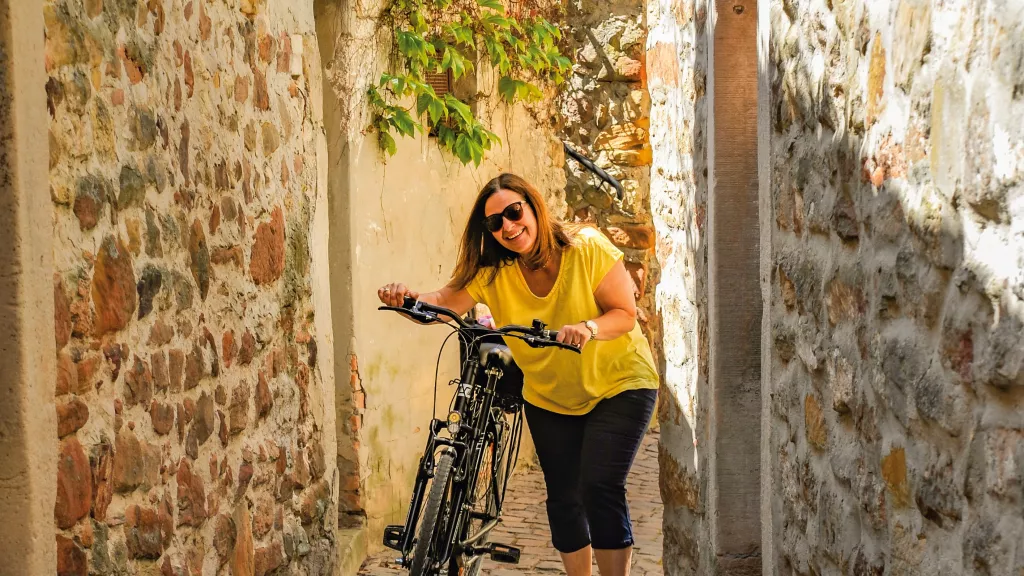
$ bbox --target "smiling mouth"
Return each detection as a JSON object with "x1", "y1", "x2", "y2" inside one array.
[{"x1": 505, "y1": 228, "x2": 525, "y2": 241}]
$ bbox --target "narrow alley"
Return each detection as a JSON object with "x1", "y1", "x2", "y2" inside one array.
[
  {"x1": 4, "y1": 0, "x2": 1023, "y2": 572},
  {"x1": 359, "y1": 431, "x2": 663, "y2": 576}
]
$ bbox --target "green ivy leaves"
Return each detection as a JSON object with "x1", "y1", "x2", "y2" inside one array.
[
  {"x1": 370, "y1": 0, "x2": 570, "y2": 165},
  {"x1": 497, "y1": 76, "x2": 541, "y2": 102}
]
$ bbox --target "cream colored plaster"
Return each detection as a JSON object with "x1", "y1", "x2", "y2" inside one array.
[
  {"x1": 314, "y1": 0, "x2": 567, "y2": 553},
  {"x1": 347, "y1": 103, "x2": 565, "y2": 547},
  {"x1": 0, "y1": 0, "x2": 58, "y2": 571}
]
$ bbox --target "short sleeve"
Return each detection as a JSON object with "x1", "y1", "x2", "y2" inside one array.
[
  {"x1": 463, "y1": 269, "x2": 488, "y2": 305},
  {"x1": 579, "y1": 228, "x2": 623, "y2": 292}
]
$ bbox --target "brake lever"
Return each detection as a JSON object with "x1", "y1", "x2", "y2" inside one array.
[{"x1": 521, "y1": 336, "x2": 582, "y2": 354}]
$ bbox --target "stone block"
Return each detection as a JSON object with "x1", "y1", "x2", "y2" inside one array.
[
  {"x1": 911, "y1": 361, "x2": 968, "y2": 436},
  {"x1": 866, "y1": 33, "x2": 885, "y2": 126},
  {"x1": 177, "y1": 459, "x2": 207, "y2": 526},
  {"x1": 56, "y1": 397, "x2": 89, "y2": 438},
  {"x1": 91, "y1": 236, "x2": 137, "y2": 335},
  {"x1": 804, "y1": 394, "x2": 827, "y2": 450},
  {"x1": 611, "y1": 146, "x2": 653, "y2": 166},
  {"x1": 56, "y1": 534, "x2": 87, "y2": 576},
  {"x1": 250, "y1": 207, "x2": 286, "y2": 285},
  {"x1": 911, "y1": 448, "x2": 962, "y2": 528},
  {"x1": 256, "y1": 371, "x2": 273, "y2": 418},
  {"x1": 212, "y1": 513, "x2": 236, "y2": 566},
  {"x1": 55, "y1": 437, "x2": 93, "y2": 529},
  {"x1": 188, "y1": 220, "x2": 210, "y2": 300},
  {"x1": 73, "y1": 176, "x2": 107, "y2": 231},
  {"x1": 254, "y1": 541, "x2": 284, "y2": 573},
  {"x1": 136, "y1": 266, "x2": 162, "y2": 319},
  {"x1": 125, "y1": 504, "x2": 164, "y2": 559},
  {"x1": 111, "y1": 430, "x2": 159, "y2": 493},
  {"x1": 56, "y1": 350, "x2": 77, "y2": 396},
  {"x1": 232, "y1": 504, "x2": 254, "y2": 576},
  {"x1": 230, "y1": 381, "x2": 250, "y2": 434},
  {"x1": 826, "y1": 277, "x2": 863, "y2": 327},
  {"x1": 124, "y1": 355, "x2": 153, "y2": 407},
  {"x1": 602, "y1": 225, "x2": 655, "y2": 249},
  {"x1": 930, "y1": 65, "x2": 967, "y2": 200},
  {"x1": 150, "y1": 400, "x2": 175, "y2": 435},
  {"x1": 262, "y1": 122, "x2": 280, "y2": 155},
  {"x1": 594, "y1": 121, "x2": 648, "y2": 151},
  {"x1": 298, "y1": 479, "x2": 331, "y2": 524},
  {"x1": 892, "y1": 1, "x2": 931, "y2": 89},
  {"x1": 982, "y1": 428, "x2": 1023, "y2": 502},
  {"x1": 881, "y1": 446, "x2": 910, "y2": 508},
  {"x1": 254, "y1": 70, "x2": 269, "y2": 110},
  {"x1": 118, "y1": 164, "x2": 147, "y2": 208}
]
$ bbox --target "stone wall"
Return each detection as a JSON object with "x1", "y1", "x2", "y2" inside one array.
[
  {"x1": 765, "y1": 1, "x2": 1024, "y2": 574},
  {"x1": 46, "y1": 0, "x2": 338, "y2": 573},
  {"x1": 645, "y1": 0, "x2": 708, "y2": 572},
  {"x1": 558, "y1": 0, "x2": 660, "y2": 362}
]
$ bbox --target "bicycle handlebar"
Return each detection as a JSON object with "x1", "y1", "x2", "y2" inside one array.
[{"x1": 377, "y1": 297, "x2": 581, "y2": 354}]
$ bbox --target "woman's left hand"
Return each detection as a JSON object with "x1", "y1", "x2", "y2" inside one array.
[{"x1": 556, "y1": 323, "x2": 591, "y2": 349}]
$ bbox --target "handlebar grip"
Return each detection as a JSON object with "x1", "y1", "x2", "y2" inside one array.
[
  {"x1": 523, "y1": 336, "x2": 581, "y2": 354},
  {"x1": 403, "y1": 296, "x2": 417, "y2": 309},
  {"x1": 556, "y1": 341, "x2": 582, "y2": 353}
]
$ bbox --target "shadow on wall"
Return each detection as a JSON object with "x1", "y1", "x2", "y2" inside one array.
[{"x1": 763, "y1": 1, "x2": 1024, "y2": 574}]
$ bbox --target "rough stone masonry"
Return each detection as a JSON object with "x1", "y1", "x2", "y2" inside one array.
[
  {"x1": 558, "y1": 0, "x2": 661, "y2": 364},
  {"x1": 46, "y1": 0, "x2": 337, "y2": 574},
  {"x1": 644, "y1": 0, "x2": 711, "y2": 570},
  {"x1": 765, "y1": 0, "x2": 1024, "y2": 574},
  {"x1": 645, "y1": 0, "x2": 1024, "y2": 574}
]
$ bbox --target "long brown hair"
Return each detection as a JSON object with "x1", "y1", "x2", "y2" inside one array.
[{"x1": 450, "y1": 173, "x2": 575, "y2": 289}]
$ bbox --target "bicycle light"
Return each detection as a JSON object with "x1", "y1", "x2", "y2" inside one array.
[{"x1": 447, "y1": 411, "x2": 462, "y2": 435}]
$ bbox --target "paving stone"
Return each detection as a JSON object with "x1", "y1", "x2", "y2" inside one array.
[{"x1": 359, "y1": 431, "x2": 663, "y2": 575}]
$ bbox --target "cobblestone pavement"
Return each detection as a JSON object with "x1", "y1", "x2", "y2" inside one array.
[{"x1": 358, "y1": 430, "x2": 663, "y2": 575}]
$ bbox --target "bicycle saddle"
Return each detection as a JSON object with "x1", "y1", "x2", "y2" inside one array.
[{"x1": 479, "y1": 343, "x2": 514, "y2": 370}]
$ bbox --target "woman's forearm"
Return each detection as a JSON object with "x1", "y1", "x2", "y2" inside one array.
[
  {"x1": 589, "y1": 308, "x2": 636, "y2": 341},
  {"x1": 418, "y1": 285, "x2": 475, "y2": 317}
]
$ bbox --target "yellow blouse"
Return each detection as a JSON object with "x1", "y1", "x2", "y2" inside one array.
[{"x1": 465, "y1": 227, "x2": 658, "y2": 415}]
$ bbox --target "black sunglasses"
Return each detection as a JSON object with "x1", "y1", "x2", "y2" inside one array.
[{"x1": 483, "y1": 201, "x2": 525, "y2": 233}]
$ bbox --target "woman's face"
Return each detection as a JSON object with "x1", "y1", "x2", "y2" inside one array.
[{"x1": 484, "y1": 189, "x2": 538, "y2": 255}]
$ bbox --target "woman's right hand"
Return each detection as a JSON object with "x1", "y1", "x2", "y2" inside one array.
[{"x1": 378, "y1": 283, "x2": 419, "y2": 307}]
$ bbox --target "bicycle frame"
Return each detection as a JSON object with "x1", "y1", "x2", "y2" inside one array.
[{"x1": 390, "y1": 345, "x2": 519, "y2": 570}]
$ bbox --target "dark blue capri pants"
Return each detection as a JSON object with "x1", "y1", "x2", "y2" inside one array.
[{"x1": 524, "y1": 388, "x2": 658, "y2": 553}]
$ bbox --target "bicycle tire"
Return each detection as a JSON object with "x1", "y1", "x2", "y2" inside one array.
[
  {"x1": 461, "y1": 426, "x2": 509, "y2": 576},
  {"x1": 410, "y1": 450, "x2": 456, "y2": 576}
]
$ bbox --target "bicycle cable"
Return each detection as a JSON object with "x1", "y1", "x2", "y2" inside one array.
[{"x1": 432, "y1": 324, "x2": 461, "y2": 420}]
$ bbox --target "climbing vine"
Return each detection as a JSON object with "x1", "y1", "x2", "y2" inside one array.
[{"x1": 368, "y1": 0, "x2": 571, "y2": 165}]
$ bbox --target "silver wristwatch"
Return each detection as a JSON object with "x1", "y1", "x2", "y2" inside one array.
[{"x1": 584, "y1": 320, "x2": 599, "y2": 340}]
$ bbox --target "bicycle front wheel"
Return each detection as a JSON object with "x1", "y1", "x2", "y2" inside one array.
[
  {"x1": 410, "y1": 450, "x2": 456, "y2": 576},
  {"x1": 460, "y1": 422, "x2": 511, "y2": 576}
]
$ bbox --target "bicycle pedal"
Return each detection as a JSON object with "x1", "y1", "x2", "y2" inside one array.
[
  {"x1": 488, "y1": 543, "x2": 521, "y2": 564},
  {"x1": 382, "y1": 525, "x2": 404, "y2": 550}
]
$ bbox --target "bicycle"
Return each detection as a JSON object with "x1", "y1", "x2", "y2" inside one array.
[{"x1": 379, "y1": 297, "x2": 580, "y2": 576}]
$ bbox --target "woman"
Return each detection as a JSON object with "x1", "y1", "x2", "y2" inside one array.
[{"x1": 378, "y1": 173, "x2": 658, "y2": 576}]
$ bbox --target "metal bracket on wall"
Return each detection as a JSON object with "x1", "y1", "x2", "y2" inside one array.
[{"x1": 562, "y1": 141, "x2": 625, "y2": 202}]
